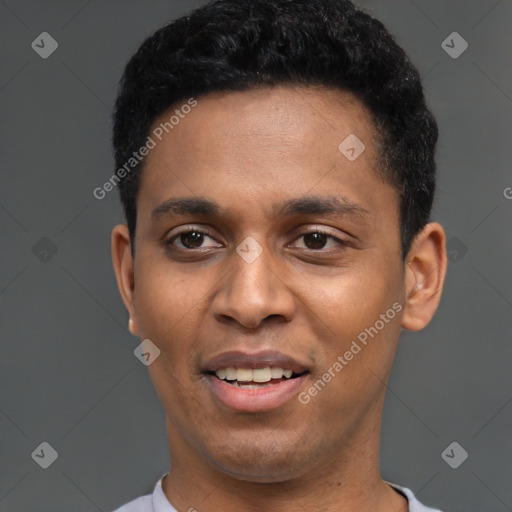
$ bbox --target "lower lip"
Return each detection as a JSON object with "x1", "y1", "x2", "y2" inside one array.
[{"x1": 204, "y1": 373, "x2": 308, "y2": 412}]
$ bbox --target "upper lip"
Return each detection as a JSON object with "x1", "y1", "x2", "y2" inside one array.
[{"x1": 202, "y1": 350, "x2": 309, "y2": 374}]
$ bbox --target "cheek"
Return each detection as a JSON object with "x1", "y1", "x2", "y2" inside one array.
[
  {"x1": 304, "y1": 264, "x2": 388, "y2": 330},
  {"x1": 133, "y1": 266, "x2": 207, "y2": 407},
  {"x1": 133, "y1": 257, "x2": 209, "y2": 336},
  {"x1": 302, "y1": 259, "x2": 402, "y2": 373},
  {"x1": 301, "y1": 299, "x2": 401, "y2": 425}
]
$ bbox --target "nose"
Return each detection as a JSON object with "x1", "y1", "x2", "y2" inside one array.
[{"x1": 211, "y1": 240, "x2": 296, "y2": 329}]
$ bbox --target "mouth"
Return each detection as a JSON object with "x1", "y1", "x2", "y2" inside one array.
[
  {"x1": 206, "y1": 366, "x2": 306, "y2": 388},
  {"x1": 201, "y1": 351, "x2": 310, "y2": 412}
]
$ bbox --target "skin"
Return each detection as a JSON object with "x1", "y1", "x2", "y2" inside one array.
[{"x1": 112, "y1": 85, "x2": 447, "y2": 512}]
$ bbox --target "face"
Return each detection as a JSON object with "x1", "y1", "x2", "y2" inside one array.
[{"x1": 112, "y1": 85, "x2": 445, "y2": 483}]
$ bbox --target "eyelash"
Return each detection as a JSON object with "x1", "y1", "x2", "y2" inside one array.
[{"x1": 164, "y1": 226, "x2": 349, "y2": 252}]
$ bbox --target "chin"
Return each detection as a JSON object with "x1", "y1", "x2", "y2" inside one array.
[{"x1": 201, "y1": 434, "x2": 314, "y2": 483}]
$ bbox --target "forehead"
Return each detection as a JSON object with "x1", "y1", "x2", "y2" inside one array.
[
  {"x1": 137, "y1": 85, "x2": 395, "y2": 226},
  {"x1": 147, "y1": 85, "x2": 378, "y2": 162}
]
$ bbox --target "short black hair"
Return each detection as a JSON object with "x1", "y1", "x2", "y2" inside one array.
[{"x1": 112, "y1": 0, "x2": 438, "y2": 261}]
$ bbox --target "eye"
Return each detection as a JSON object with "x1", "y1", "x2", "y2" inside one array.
[
  {"x1": 164, "y1": 226, "x2": 348, "y2": 252},
  {"x1": 292, "y1": 229, "x2": 347, "y2": 251},
  {"x1": 166, "y1": 228, "x2": 221, "y2": 250}
]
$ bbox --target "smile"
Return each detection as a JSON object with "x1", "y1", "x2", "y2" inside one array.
[{"x1": 202, "y1": 351, "x2": 310, "y2": 412}]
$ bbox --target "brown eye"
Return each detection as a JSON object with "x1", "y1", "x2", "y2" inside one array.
[
  {"x1": 292, "y1": 229, "x2": 346, "y2": 251},
  {"x1": 303, "y1": 232, "x2": 329, "y2": 249},
  {"x1": 166, "y1": 228, "x2": 221, "y2": 250},
  {"x1": 179, "y1": 231, "x2": 205, "y2": 249}
]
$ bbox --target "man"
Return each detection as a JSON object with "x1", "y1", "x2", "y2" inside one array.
[{"x1": 110, "y1": 0, "x2": 447, "y2": 510}]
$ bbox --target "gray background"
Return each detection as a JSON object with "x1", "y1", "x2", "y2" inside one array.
[{"x1": 1, "y1": 1, "x2": 511, "y2": 511}]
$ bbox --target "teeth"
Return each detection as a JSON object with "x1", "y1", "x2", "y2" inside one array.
[
  {"x1": 214, "y1": 366, "x2": 296, "y2": 382},
  {"x1": 236, "y1": 368, "x2": 253, "y2": 382},
  {"x1": 225, "y1": 367, "x2": 237, "y2": 380},
  {"x1": 230, "y1": 381, "x2": 274, "y2": 389},
  {"x1": 252, "y1": 368, "x2": 271, "y2": 382},
  {"x1": 270, "y1": 367, "x2": 284, "y2": 379}
]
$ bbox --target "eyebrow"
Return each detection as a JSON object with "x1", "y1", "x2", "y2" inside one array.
[
  {"x1": 274, "y1": 195, "x2": 371, "y2": 221},
  {"x1": 151, "y1": 195, "x2": 371, "y2": 222}
]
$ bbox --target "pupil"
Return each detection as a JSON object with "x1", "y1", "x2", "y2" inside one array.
[
  {"x1": 181, "y1": 231, "x2": 203, "y2": 248},
  {"x1": 304, "y1": 232, "x2": 327, "y2": 249}
]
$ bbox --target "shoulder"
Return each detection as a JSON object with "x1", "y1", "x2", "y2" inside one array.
[
  {"x1": 386, "y1": 481, "x2": 444, "y2": 512},
  {"x1": 110, "y1": 473, "x2": 174, "y2": 512},
  {"x1": 111, "y1": 493, "x2": 153, "y2": 512}
]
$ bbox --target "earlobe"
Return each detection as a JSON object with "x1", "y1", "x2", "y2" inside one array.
[
  {"x1": 401, "y1": 222, "x2": 447, "y2": 332},
  {"x1": 111, "y1": 224, "x2": 139, "y2": 336},
  {"x1": 128, "y1": 317, "x2": 138, "y2": 336}
]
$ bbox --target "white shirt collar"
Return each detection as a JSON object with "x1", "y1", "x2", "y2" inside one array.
[{"x1": 114, "y1": 473, "x2": 444, "y2": 512}]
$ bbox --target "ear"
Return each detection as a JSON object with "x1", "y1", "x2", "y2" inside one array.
[
  {"x1": 401, "y1": 222, "x2": 448, "y2": 331},
  {"x1": 111, "y1": 224, "x2": 139, "y2": 336}
]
